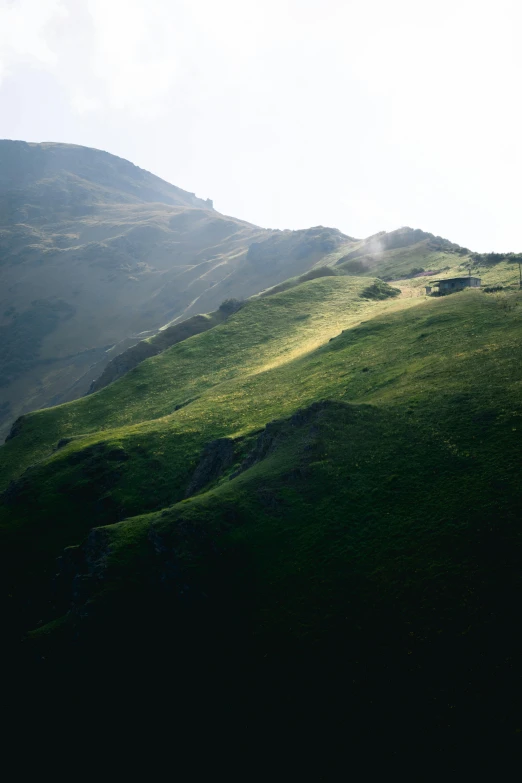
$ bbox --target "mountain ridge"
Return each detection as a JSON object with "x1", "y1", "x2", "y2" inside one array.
[
  {"x1": 0, "y1": 139, "x2": 213, "y2": 215},
  {"x1": 4, "y1": 140, "x2": 494, "y2": 440},
  {"x1": 0, "y1": 141, "x2": 357, "y2": 439}
]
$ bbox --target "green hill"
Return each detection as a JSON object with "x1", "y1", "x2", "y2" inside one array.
[
  {"x1": 2, "y1": 145, "x2": 522, "y2": 753},
  {"x1": 3, "y1": 137, "x2": 515, "y2": 458},
  {"x1": 0, "y1": 141, "x2": 354, "y2": 440},
  {"x1": 82, "y1": 229, "x2": 522, "y2": 393},
  {"x1": 1, "y1": 254, "x2": 522, "y2": 754}
]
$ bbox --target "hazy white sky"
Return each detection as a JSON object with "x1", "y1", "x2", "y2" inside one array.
[{"x1": 0, "y1": 0, "x2": 521, "y2": 250}]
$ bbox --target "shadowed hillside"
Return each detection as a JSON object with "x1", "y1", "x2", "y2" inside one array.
[{"x1": 1, "y1": 258, "x2": 522, "y2": 758}]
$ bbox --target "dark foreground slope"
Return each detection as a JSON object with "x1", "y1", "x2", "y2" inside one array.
[
  {"x1": 0, "y1": 141, "x2": 354, "y2": 439},
  {"x1": 1, "y1": 271, "x2": 522, "y2": 759}
]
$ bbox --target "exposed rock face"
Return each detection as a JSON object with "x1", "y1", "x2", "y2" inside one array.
[
  {"x1": 88, "y1": 313, "x2": 223, "y2": 393},
  {"x1": 88, "y1": 341, "x2": 157, "y2": 393},
  {"x1": 4, "y1": 416, "x2": 24, "y2": 441},
  {"x1": 82, "y1": 527, "x2": 112, "y2": 581},
  {"x1": 31, "y1": 401, "x2": 352, "y2": 649},
  {"x1": 232, "y1": 400, "x2": 336, "y2": 478},
  {"x1": 1, "y1": 471, "x2": 33, "y2": 504},
  {"x1": 55, "y1": 437, "x2": 73, "y2": 450},
  {"x1": 233, "y1": 424, "x2": 282, "y2": 476},
  {"x1": 186, "y1": 438, "x2": 236, "y2": 497},
  {"x1": 51, "y1": 527, "x2": 114, "y2": 625},
  {"x1": 148, "y1": 518, "x2": 215, "y2": 597}
]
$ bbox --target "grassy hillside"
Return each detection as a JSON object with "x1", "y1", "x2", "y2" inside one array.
[
  {"x1": 0, "y1": 141, "x2": 355, "y2": 440},
  {"x1": 3, "y1": 141, "x2": 504, "y2": 454},
  {"x1": 2, "y1": 141, "x2": 513, "y2": 450},
  {"x1": 81, "y1": 237, "x2": 522, "y2": 394},
  {"x1": 2, "y1": 226, "x2": 522, "y2": 756},
  {"x1": 0, "y1": 276, "x2": 400, "y2": 487},
  {"x1": 336, "y1": 225, "x2": 522, "y2": 300},
  {"x1": 0, "y1": 140, "x2": 212, "y2": 220},
  {"x1": 0, "y1": 266, "x2": 522, "y2": 633},
  {"x1": 87, "y1": 303, "x2": 234, "y2": 393}
]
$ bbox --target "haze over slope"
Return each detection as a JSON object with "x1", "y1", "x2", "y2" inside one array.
[
  {"x1": 4, "y1": 140, "x2": 509, "y2": 443},
  {"x1": 85, "y1": 222, "x2": 522, "y2": 393},
  {"x1": 0, "y1": 141, "x2": 353, "y2": 439}
]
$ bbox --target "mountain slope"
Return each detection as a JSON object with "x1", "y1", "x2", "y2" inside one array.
[
  {"x1": 5, "y1": 138, "x2": 509, "y2": 445},
  {"x1": 1, "y1": 260, "x2": 522, "y2": 752},
  {"x1": 0, "y1": 141, "x2": 355, "y2": 439},
  {"x1": 84, "y1": 228, "x2": 522, "y2": 394},
  {"x1": 0, "y1": 140, "x2": 213, "y2": 219},
  {"x1": 3, "y1": 143, "x2": 522, "y2": 755}
]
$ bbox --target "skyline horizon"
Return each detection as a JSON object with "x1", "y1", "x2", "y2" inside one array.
[
  {"x1": 0, "y1": 135, "x2": 513, "y2": 254},
  {"x1": 1, "y1": 0, "x2": 521, "y2": 253}
]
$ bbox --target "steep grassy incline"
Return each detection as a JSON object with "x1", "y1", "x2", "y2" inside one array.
[
  {"x1": 0, "y1": 141, "x2": 356, "y2": 440},
  {"x1": 0, "y1": 276, "x2": 400, "y2": 485},
  {"x1": 2, "y1": 272, "x2": 522, "y2": 753},
  {"x1": 69, "y1": 230, "x2": 522, "y2": 398},
  {"x1": 1, "y1": 276, "x2": 520, "y2": 579},
  {"x1": 336, "y1": 226, "x2": 522, "y2": 298},
  {"x1": 87, "y1": 305, "x2": 232, "y2": 393}
]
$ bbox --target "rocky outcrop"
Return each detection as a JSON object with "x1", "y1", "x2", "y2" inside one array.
[
  {"x1": 1, "y1": 468, "x2": 34, "y2": 504},
  {"x1": 360, "y1": 281, "x2": 401, "y2": 300},
  {"x1": 88, "y1": 341, "x2": 157, "y2": 393},
  {"x1": 50, "y1": 527, "x2": 115, "y2": 626},
  {"x1": 4, "y1": 415, "x2": 25, "y2": 442},
  {"x1": 183, "y1": 401, "x2": 346, "y2": 495},
  {"x1": 186, "y1": 438, "x2": 236, "y2": 497},
  {"x1": 183, "y1": 401, "x2": 332, "y2": 498},
  {"x1": 88, "y1": 312, "x2": 226, "y2": 393},
  {"x1": 231, "y1": 400, "x2": 339, "y2": 479}
]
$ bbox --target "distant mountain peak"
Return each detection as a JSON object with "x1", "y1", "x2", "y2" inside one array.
[{"x1": 0, "y1": 140, "x2": 212, "y2": 220}]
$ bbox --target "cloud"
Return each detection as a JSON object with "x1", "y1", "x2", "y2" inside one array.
[
  {"x1": 83, "y1": 0, "x2": 179, "y2": 115},
  {"x1": 1, "y1": 0, "x2": 521, "y2": 249},
  {"x1": 0, "y1": 0, "x2": 68, "y2": 83},
  {"x1": 70, "y1": 91, "x2": 101, "y2": 114}
]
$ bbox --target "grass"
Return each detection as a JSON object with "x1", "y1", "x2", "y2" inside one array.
[
  {"x1": 4, "y1": 141, "x2": 331, "y2": 441},
  {"x1": 0, "y1": 276, "x2": 404, "y2": 486},
  {"x1": 2, "y1": 282, "x2": 521, "y2": 533},
  {"x1": 1, "y1": 277, "x2": 520, "y2": 575},
  {"x1": 2, "y1": 267, "x2": 522, "y2": 751},
  {"x1": 1, "y1": 222, "x2": 521, "y2": 764}
]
